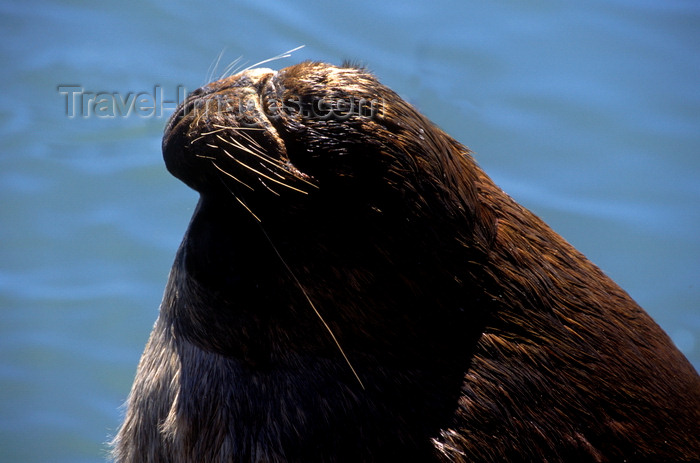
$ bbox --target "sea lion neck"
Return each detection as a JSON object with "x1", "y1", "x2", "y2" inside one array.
[
  {"x1": 164, "y1": 196, "x2": 293, "y2": 359},
  {"x1": 163, "y1": 190, "x2": 490, "y2": 365},
  {"x1": 179, "y1": 196, "x2": 276, "y2": 291}
]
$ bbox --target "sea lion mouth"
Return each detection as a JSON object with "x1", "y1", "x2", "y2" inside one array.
[{"x1": 162, "y1": 68, "x2": 316, "y2": 203}]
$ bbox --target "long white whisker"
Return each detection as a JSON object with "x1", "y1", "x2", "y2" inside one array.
[
  {"x1": 206, "y1": 48, "x2": 227, "y2": 84},
  {"x1": 260, "y1": 162, "x2": 290, "y2": 180},
  {"x1": 221, "y1": 56, "x2": 245, "y2": 80},
  {"x1": 216, "y1": 134, "x2": 318, "y2": 190},
  {"x1": 216, "y1": 134, "x2": 287, "y2": 169},
  {"x1": 235, "y1": 129, "x2": 266, "y2": 151},
  {"x1": 242, "y1": 45, "x2": 305, "y2": 73},
  {"x1": 211, "y1": 124, "x2": 264, "y2": 132},
  {"x1": 217, "y1": 132, "x2": 271, "y2": 160},
  {"x1": 212, "y1": 161, "x2": 256, "y2": 191},
  {"x1": 221, "y1": 149, "x2": 309, "y2": 195},
  {"x1": 258, "y1": 179, "x2": 281, "y2": 196},
  {"x1": 190, "y1": 128, "x2": 228, "y2": 146},
  {"x1": 257, "y1": 225, "x2": 365, "y2": 390}
]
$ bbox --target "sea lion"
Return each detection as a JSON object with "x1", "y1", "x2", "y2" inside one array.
[{"x1": 112, "y1": 62, "x2": 700, "y2": 462}]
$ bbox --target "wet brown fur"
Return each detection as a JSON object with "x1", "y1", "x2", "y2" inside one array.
[{"x1": 113, "y1": 62, "x2": 700, "y2": 462}]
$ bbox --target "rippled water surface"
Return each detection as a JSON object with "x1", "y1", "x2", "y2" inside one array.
[{"x1": 1, "y1": 1, "x2": 698, "y2": 461}]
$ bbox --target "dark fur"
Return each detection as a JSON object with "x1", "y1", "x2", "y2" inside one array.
[{"x1": 113, "y1": 62, "x2": 700, "y2": 462}]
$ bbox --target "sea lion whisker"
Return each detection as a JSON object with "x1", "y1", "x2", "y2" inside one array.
[
  {"x1": 231, "y1": 132, "x2": 282, "y2": 160},
  {"x1": 189, "y1": 126, "x2": 234, "y2": 148},
  {"x1": 223, "y1": 133, "x2": 318, "y2": 190},
  {"x1": 215, "y1": 176, "x2": 261, "y2": 223},
  {"x1": 211, "y1": 129, "x2": 318, "y2": 191},
  {"x1": 206, "y1": 48, "x2": 227, "y2": 85},
  {"x1": 195, "y1": 154, "x2": 216, "y2": 160},
  {"x1": 211, "y1": 124, "x2": 265, "y2": 132},
  {"x1": 258, "y1": 179, "x2": 281, "y2": 197},
  {"x1": 215, "y1": 134, "x2": 286, "y2": 169},
  {"x1": 217, "y1": 139, "x2": 275, "y2": 168},
  {"x1": 235, "y1": 129, "x2": 268, "y2": 152},
  {"x1": 192, "y1": 111, "x2": 207, "y2": 128},
  {"x1": 220, "y1": 56, "x2": 245, "y2": 80},
  {"x1": 199, "y1": 128, "x2": 230, "y2": 137},
  {"x1": 235, "y1": 195, "x2": 260, "y2": 222},
  {"x1": 241, "y1": 45, "x2": 305, "y2": 74},
  {"x1": 256, "y1": 225, "x2": 366, "y2": 390},
  {"x1": 221, "y1": 148, "x2": 309, "y2": 195},
  {"x1": 259, "y1": 162, "x2": 289, "y2": 180},
  {"x1": 191, "y1": 133, "x2": 214, "y2": 145},
  {"x1": 211, "y1": 161, "x2": 255, "y2": 191},
  {"x1": 217, "y1": 133, "x2": 275, "y2": 163},
  {"x1": 284, "y1": 166, "x2": 320, "y2": 189},
  {"x1": 220, "y1": 129, "x2": 319, "y2": 190}
]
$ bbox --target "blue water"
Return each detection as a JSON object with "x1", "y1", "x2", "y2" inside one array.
[{"x1": 1, "y1": 1, "x2": 698, "y2": 461}]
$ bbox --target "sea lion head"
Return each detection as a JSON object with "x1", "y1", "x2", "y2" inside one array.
[
  {"x1": 163, "y1": 62, "x2": 491, "y2": 239},
  {"x1": 161, "y1": 62, "x2": 496, "y2": 371}
]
